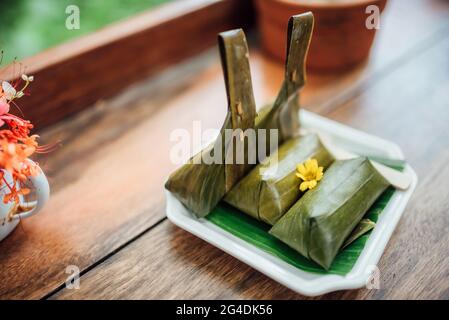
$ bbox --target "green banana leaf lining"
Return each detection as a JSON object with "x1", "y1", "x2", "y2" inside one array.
[{"x1": 206, "y1": 158, "x2": 406, "y2": 275}]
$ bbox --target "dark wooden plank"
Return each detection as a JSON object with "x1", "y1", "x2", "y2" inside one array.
[
  {"x1": 0, "y1": 52, "x2": 221, "y2": 300},
  {"x1": 54, "y1": 219, "x2": 302, "y2": 299},
  {"x1": 52, "y1": 25, "x2": 449, "y2": 300},
  {"x1": 1, "y1": 0, "x2": 448, "y2": 300},
  {"x1": 0, "y1": 47, "x2": 297, "y2": 300},
  {"x1": 0, "y1": 0, "x2": 255, "y2": 129},
  {"x1": 0, "y1": 44, "x2": 375, "y2": 300}
]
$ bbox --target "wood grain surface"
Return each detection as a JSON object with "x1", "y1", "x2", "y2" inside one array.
[
  {"x1": 52, "y1": 32, "x2": 449, "y2": 300},
  {"x1": 0, "y1": 0, "x2": 448, "y2": 300}
]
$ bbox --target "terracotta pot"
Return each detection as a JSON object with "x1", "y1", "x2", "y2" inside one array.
[{"x1": 255, "y1": 0, "x2": 388, "y2": 72}]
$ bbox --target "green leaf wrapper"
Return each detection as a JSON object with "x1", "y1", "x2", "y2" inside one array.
[
  {"x1": 165, "y1": 13, "x2": 315, "y2": 218},
  {"x1": 342, "y1": 218, "x2": 376, "y2": 249},
  {"x1": 165, "y1": 29, "x2": 256, "y2": 217},
  {"x1": 269, "y1": 157, "x2": 390, "y2": 269},
  {"x1": 255, "y1": 12, "x2": 314, "y2": 146},
  {"x1": 224, "y1": 133, "x2": 334, "y2": 225}
]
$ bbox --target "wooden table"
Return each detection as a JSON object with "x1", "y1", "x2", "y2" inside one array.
[{"x1": 1, "y1": 0, "x2": 448, "y2": 300}]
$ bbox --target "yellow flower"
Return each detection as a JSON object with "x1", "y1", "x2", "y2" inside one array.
[{"x1": 296, "y1": 158, "x2": 324, "y2": 192}]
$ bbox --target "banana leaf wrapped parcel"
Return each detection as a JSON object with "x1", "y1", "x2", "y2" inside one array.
[
  {"x1": 165, "y1": 29, "x2": 257, "y2": 217},
  {"x1": 269, "y1": 157, "x2": 390, "y2": 269},
  {"x1": 165, "y1": 13, "x2": 315, "y2": 218},
  {"x1": 224, "y1": 133, "x2": 334, "y2": 225},
  {"x1": 255, "y1": 12, "x2": 314, "y2": 144}
]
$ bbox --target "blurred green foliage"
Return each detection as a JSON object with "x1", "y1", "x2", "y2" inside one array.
[{"x1": 0, "y1": 0, "x2": 171, "y2": 65}]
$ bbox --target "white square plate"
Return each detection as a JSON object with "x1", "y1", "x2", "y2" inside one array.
[{"x1": 165, "y1": 110, "x2": 417, "y2": 296}]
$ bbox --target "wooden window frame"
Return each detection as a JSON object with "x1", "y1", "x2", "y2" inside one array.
[{"x1": 0, "y1": 0, "x2": 255, "y2": 129}]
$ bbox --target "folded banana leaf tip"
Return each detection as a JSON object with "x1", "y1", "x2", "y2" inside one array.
[{"x1": 165, "y1": 13, "x2": 315, "y2": 218}]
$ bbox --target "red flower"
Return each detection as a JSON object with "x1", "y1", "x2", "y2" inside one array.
[{"x1": 0, "y1": 73, "x2": 53, "y2": 204}]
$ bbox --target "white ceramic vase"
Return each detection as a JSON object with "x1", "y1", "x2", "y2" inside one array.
[{"x1": 0, "y1": 165, "x2": 49, "y2": 241}]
